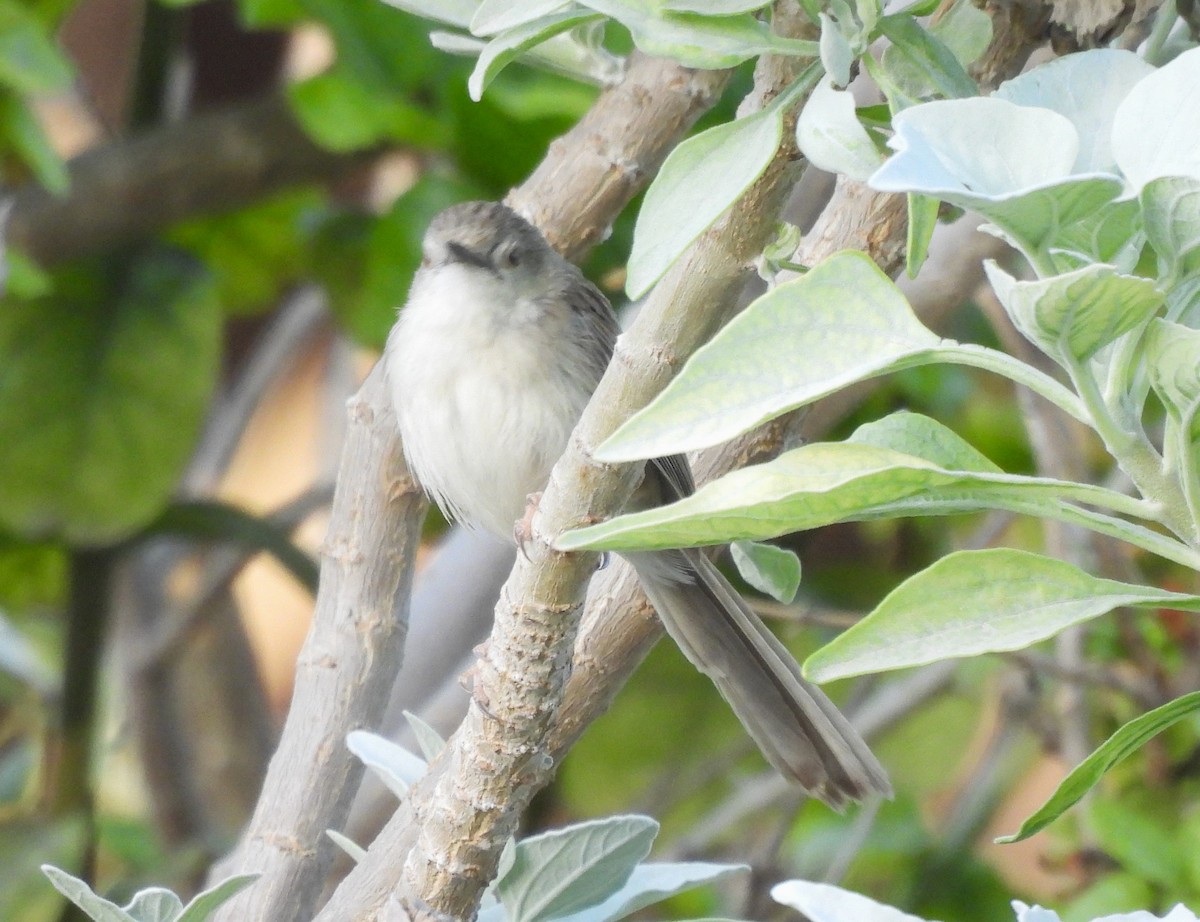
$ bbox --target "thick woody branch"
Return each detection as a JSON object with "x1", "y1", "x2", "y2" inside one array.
[
  {"x1": 207, "y1": 363, "x2": 422, "y2": 922},
  {"x1": 6, "y1": 94, "x2": 373, "y2": 266},
  {"x1": 317, "y1": 10, "x2": 816, "y2": 922}
]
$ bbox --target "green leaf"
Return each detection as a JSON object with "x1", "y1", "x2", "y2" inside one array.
[
  {"x1": 661, "y1": 0, "x2": 773, "y2": 11},
  {"x1": 1050, "y1": 196, "x2": 1142, "y2": 269},
  {"x1": 0, "y1": 93, "x2": 69, "y2": 194},
  {"x1": 346, "y1": 731, "x2": 427, "y2": 798},
  {"x1": 731, "y1": 540, "x2": 801, "y2": 603},
  {"x1": 796, "y1": 76, "x2": 885, "y2": 181},
  {"x1": 626, "y1": 91, "x2": 788, "y2": 298},
  {"x1": 0, "y1": 2, "x2": 73, "y2": 94},
  {"x1": 498, "y1": 816, "x2": 658, "y2": 922},
  {"x1": 870, "y1": 98, "x2": 1124, "y2": 257},
  {"x1": 0, "y1": 256, "x2": 221, "y2": 544},
  {"x1": 141, "y1": 500, "x2": 319, "y2": 592},
  {"x1": 995, "y1": 48, "x2": 1152, "y2": 175},
  {"x1": 928, "y1": 0, "x2": 991, "y2": 71},
  {"x1": 404, "y1": 710, "x2": 446, "y2": 760},
  {"x1": 166, "y1": 188, "x2": 321, "y2": 315},
  {"x1": 607, "y1": 251, "x2": 941, "y2": 458},
  {"x1": 177, "y1": 874, "x2": 259, "y2": 922},
  {"x1": 288, "y1": 68, "x2": 447, "y2": 151},
  {"x1": 40, "y1": 866, "x2": 135, "y2": 922},
  {"x1": 552, "y1": 862, "x2": 748, "y2": 922},
  {"x1": 876, "y1": 13, "x2": 976, "y2": 100},
  {"x1": 471, "y1": 0, "x2": 566, "y2": 35},
  {"x1": 805, "y1": 549, "x2": 1200, "y2": 683},
  {"x1": 562, "y1": 432, "x2": 1178, "y2": 563},
  {"x1": 122, "y1": 890, "x2": 184, "y2": 921},
  {"x1": 1112, "y1": 45, "x2": 1200, "y2": 191},
  {"x1": 577, "y1": 0, "x2": 816, "y2": 69},
  {"x1": 1145, "y1": 319, "x2": 1200, "y2": 444},
  {"x1": 468, "y1": 9, "x2": 602, "y2": 101},
  {"x1": 304, "y1": 0, "x2": 454, "y2": 90},
  {"x1": 848, "y1": 411, "x2": 1000, "y2": 473},
  {"x1": 905, "y1": 192, "x2": 938, "y2": 278},
  {"x1": 997, "y1": 691, "x2": 1200, "y2": 843},
  {"x1": 983, "y1": 261, "x2": 1163, "y2": 364},
  {"x1": 1141, "y1": 175, "x2": 1200, "y2": 281},
  {"x1": 237, "y1": 0, "x2": 305, "y2": 27}
]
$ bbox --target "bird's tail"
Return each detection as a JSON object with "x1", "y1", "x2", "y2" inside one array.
[{"x1": 628, "y1": 549, "x2": 891, "y2": 809}]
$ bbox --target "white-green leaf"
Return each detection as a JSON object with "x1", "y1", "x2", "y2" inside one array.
[
  {"x1": 626, "y1": 100, "x2": 786, "y2": 298},
  {"x1": 796, "y1": 77, "x2": 885, "y2": 181},
  {"x1": 553, "y1": 862, "x2": 748, "y2": 922},
  {"x1": 381, "y1": 0, "x2": 476, "y2": 28},
  {"x1": 176, "y1": 876, "x2": 259, "y2": 922},
  {"x1": 471, "y1": 0, "x2": 566, "y2": 35},
  {"x1": 995, "y1": 49, "x2": 1152, "y2": 175},
  {"x1": 606, "y1": 251, "x2": 941, "y2": 459},
  {"x1": 577, "y1": 0, "x2": 815, "y2": 69},
  {"x1": 818, "y1": 13, "x2": 853, "y2": 87},
  {"x1": 404, "y1": 710, "x2": 446, "y2": 760},
  {"x1": 660, "y1": 0, "x2": 772, "y2": 11},
  {"x1": 983, "y1": 261, "x2": 1163, "y2": 364},
  {"x1": 772, "y1": 880, "x2": 929, "y2": 922},
  {"x1": 429, "y1": 31, "x2": 486, "y2": 55},
  {"x1": 562, "y1": 438, "x2": 1158, "y2": 553},
  {"x1": 731, "y1": 541, "x2": 801, "y2": 603},
  {"x1": 876, "y1": 12, "x2": 976, "y2": 100},
  {"x1": 1145, "y1": 319, "x2": 1200, "y2": 431},
  {"x1": 346, "y1": 730, "x2": 427, "y2": 798},
  {"x1": 1141, "y1": 175, "x2": 1200, "y2": 281},
  {"x1": 326, "y1": 830, "x2": 367, "y2": 865},
  {"x1": 1113, "y1": 46, "x2": 1200, "y2": 191},
  {"x1": 468, "y1": 10, "x2": 601, "y2": 100},
  {"x1": 927, "y1": 0, "x2": 991, "y2": 71},
  {"x1": 41, "y1": 866, "x2": 136, "y2": 922},
  {"x1": 869, "y1": 97, "x2": 1123, "y2": 256},
  {"x1": 123, "y1": 890, "x2": 183, "y2": 922},
  {"x1": 498, "y1": 816, "x2": 658, "y2": 922},
  {"x1": 848, "y1": 411, "x2": 999, "y2": 473},
  {"x1": 804, "y1": 549, "x2": 1200, "y2": 682},
  {"x1": 1050, "y1": 196, "x2": 1142, "y2": 269}
]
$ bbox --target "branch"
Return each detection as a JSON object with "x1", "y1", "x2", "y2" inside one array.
[
  {"x1": 316, "y1": 9, "x2": 816, "y2": 920},
  {"x1": 206, "y1": 363, "x2": 422, "y2": 922},
  {"x1": 6, "y1": 94, "x2": 374, "y2": 266},
  {"x1": 208, "y1": 51, "x2": 729, "y2": 922}
]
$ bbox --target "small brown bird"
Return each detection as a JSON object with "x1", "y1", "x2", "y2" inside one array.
[{"x1": 385, "y1": 200, "x2": 890, "y2": 807}]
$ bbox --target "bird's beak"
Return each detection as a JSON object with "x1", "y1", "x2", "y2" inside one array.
[{"x1": 446, "y1": 241, "x2": 494, "y2": 272}]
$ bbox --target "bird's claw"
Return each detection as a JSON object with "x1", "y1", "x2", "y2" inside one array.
[{"x1": 514, "y1": 491, "x2": 543, "y2": 561}]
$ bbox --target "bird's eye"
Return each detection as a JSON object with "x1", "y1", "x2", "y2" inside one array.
[{"x1": 505, "y1": 249, "x2": 521, "y2": 268}]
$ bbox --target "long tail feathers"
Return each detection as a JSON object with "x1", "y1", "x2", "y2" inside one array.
[{"x1": 627, "y1": 550, "x2": 891, "y2": 809}]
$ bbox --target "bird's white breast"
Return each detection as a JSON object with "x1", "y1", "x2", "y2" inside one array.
[{"x1": 385, "y1": 265, "x2": 594, "y2": 539}]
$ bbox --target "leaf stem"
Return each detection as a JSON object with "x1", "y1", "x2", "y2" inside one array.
[
  {"x1": 943, "y1": 343, "x2": 1090, "y2": 425},
  {"x1": 1066, "y1": 353, "x2": 1195, "y2": 542}
]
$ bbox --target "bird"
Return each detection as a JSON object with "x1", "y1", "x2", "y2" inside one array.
[{"x1": 384, "y1": 200, "x2": 890, "y2": 808}]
